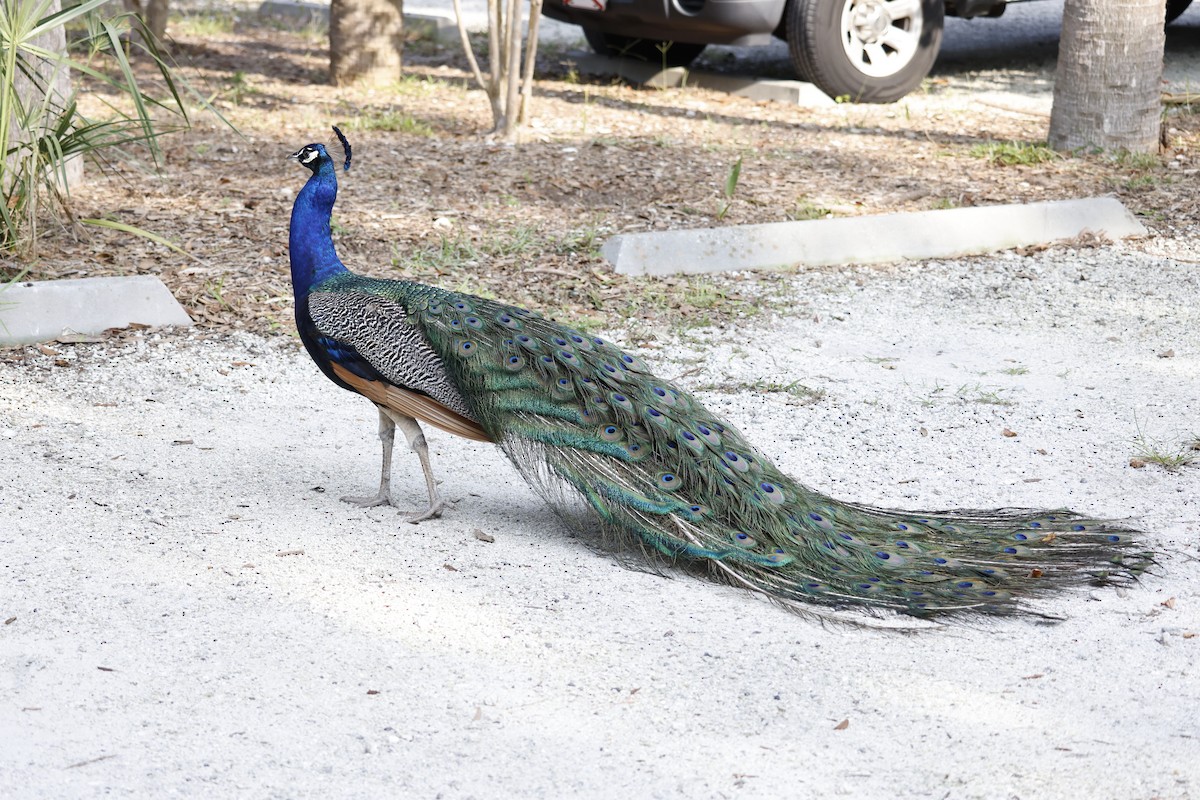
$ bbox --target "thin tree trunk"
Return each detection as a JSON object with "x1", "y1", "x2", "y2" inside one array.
[
  {"x1": 329, "y1": 0, "x2": 404, "y2": 87},
  {"x1": 121, "y1": 0, "x2": 168, "y2": 49},
  {"x1": 1049, "y1": 0, "x2": 1166, "y2": 152},
  {"x1": 501, "y1": 0, "x2": 522, "y2": 138},
  {"x1": 452, "y1": 0, "x2": 488, "y2": 91},
  {"x1": 451, "y1": 0, "x2": 543, "y2": 137},
  {"x1": 486, "y1": 0, "x2": 504, "y2": 125},
  {"x1": 518, "y1": 0, "x2": 543, "y2": 125},
  {"x1": 145, "y1": 0, "x2": 169, "y2": 42}
]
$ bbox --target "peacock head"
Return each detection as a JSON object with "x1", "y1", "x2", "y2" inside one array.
[
  {"x1": 289, "y1": 127, "x2": 352, "y2": 176},
  {"x1": 289, "y1": 143, "x2": 330, "y2": 174}
]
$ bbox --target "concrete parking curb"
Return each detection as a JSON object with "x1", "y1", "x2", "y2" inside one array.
[
  {"x1": 601, "y1": 197, "x2": 1148, "y2": 276},
  {"x1": 0, "y1": 276, "x2": 193, "y2": 346}
]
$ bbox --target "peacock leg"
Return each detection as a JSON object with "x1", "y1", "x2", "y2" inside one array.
[
  {"x1": 341, "y1": 406, "x2": 395, "y2": 508},
  {"x1": 391, "y1": 413, "x2": 454, "y2": 524}
]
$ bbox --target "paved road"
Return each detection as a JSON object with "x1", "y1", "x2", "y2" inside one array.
[{"x1": 413, "y1": 0, "x2": 1200, "y2": 86}]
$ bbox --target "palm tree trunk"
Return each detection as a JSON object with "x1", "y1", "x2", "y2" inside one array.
[
  {"x1": 1049, "y1": 0, "x2": 1166, "y2": 152},
  {"x1": 329, "y1": 0, "x2": 405, "y2": 87}
]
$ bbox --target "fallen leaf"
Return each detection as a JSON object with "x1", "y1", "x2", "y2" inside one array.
[
  {"x1": 1130, "y1": 458, "x2": 1147, "y2": 469},
  {"x1": 1158, "y1": 349, "x2": 1175, "y2": 358},
  {"x1": 472, "y1": 528, "x2": 495, "y2": 543},
  {"x1": 366, "y1": 689, "x2": 379, "y2": 695},
  {"x1": 1162, "y1": 597, "x2": 1177, "y2": 610},
  {"x1": 444, "y1": 563, "x2": 459, "y2": 572},
  {"x1": 833, "y1": 719, "x2": 849, "y2": 730},
  {"x1": 1002, "y1": 428, "x2": 1018, "y2": 438}
]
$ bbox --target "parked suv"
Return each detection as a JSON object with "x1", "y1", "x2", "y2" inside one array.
[{"x1": 543, "y1": 0, "x2": 1194, "y2": 103}]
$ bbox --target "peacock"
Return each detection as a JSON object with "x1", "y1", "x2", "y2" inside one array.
[{"x1": 286, "y1": 128, "x2": 1151, "y2": 619}]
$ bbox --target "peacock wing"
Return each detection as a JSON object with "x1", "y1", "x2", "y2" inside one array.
[{"x1": 306, "y1": 286, "x2": 491, "y2": 442}]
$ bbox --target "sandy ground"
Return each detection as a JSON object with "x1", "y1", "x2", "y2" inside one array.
[{"x1": 2, "y1": 243, "x2": 1198, "y2": 798}]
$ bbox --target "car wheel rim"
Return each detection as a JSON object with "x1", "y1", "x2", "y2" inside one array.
[{"x1": 840, "y1": 0, "x2": 923, "y2": 78}]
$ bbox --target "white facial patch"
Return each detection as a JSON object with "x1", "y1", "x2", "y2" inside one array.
[{"x1": 300, "y1": 149, "x2": 319, "y2": 164}]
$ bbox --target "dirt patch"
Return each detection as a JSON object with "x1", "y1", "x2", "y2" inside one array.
[{"x1": 6, "y1": 7, "x2": 1200, "y2": 335}]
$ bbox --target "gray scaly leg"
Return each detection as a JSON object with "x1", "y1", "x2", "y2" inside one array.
[
  {"x1": 342, "y1": 406, "x2": 395, "y2": 508},
  {"x1": 391, "y1": 413, "x2": 453, "y2": 524}
]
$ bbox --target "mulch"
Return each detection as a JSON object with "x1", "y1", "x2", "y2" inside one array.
[{"x1": 5, "y1": 11, "x2": 1199, "y2": 338}]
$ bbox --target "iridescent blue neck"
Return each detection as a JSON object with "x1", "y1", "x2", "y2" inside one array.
[{"x1": 289, "y1": 157, "x2": 347, "y2": 297}]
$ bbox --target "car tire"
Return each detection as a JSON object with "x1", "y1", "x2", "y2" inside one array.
[
  {"x1": 1166, "y1": 0, "x2": 1193, "y2": 24},
  {"x1": 786, "y1": 0, "x2": 944, "y2": 103},
  {"x1": 581, "y1": 27, "x2": 707, "y2": 67}
]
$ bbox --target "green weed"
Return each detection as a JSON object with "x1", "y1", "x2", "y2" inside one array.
[
  {"x1": 1115, "y1": 150, "x2": 1161, "y2": 170},
  {"x1": 968, "y1": 140, "x2": 1059, "y2": 167},
  {"x1": 1132, "y1": 430, "x2": 1197, "y2": 471},
  {"x1": 205, "y1": 275, "x2": 232, "y2": 311},
  {"x1": 956, "y1": 383, "x2": 1016, "y2": 406},
  {"x1": 173, "y1": 10, "x2": 237, "y2": 36},
  {"x1": 695, "y1": 378, "x2": 826, "y2": 404},
  {"x1": 349, "y1": 110, "x2": 434, "y2": 136},
  {"x1": 716, "y1": 155, "x2": 743, "y2": 221},
  {"x1": 787, "y1": 197, "x2": 832, "y2": 221},
  {"x1": 223, "y1": 70, "x2": 256, "y2": 106}
]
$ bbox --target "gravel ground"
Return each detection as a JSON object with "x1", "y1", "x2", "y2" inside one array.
[
  {"x1": 3, "y1": 2, "x2": 1200, "y2": 796},
  {"x1": 2, "y1": 244, "x2": 1198, "y2": 798}
]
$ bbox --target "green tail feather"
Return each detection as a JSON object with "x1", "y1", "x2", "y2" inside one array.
[{"x1": 352, "y1": 280, "x2": 1154, "y2": 617}]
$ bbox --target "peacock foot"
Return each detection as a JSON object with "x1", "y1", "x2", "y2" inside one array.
[
  {"x1": 341, "y1": 491, "x2": 392, "y2": 508},
  {"x1": 401, "y1": 495, "x2": 455, "y2": 525}
]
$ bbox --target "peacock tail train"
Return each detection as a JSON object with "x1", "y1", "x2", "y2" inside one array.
[
  {"x1": 288, "y1": 132, "x2": 1152, "y2": 619},
  {"x1": 306, "y1": 275, "x2": 1152, "y2": 617}
]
